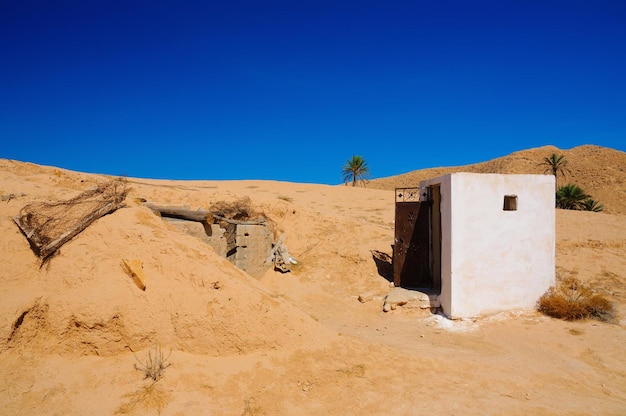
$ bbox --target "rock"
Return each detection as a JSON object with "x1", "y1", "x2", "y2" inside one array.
[
  {"x1": 382, "y1": 287, "x2": 438, "y2": 312},
  {"x1": 358, "y1": 293, "x2": 385, "y2": 303},
  {"x1": 358, "y1": 293, "x2": 381, "y2": 302},
  {"x1": 121, "y1": 258, "x2": 146, "y2": 291},
  {"x1": 358, "y1": 294, "x2": 373, "y2": 303}
]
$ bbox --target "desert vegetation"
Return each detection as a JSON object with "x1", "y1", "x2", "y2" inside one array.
[
  {"x1": 538, "y1": 276, "x2": 614, "y2": 322},
  {"x1": 134, "y1": 343, "x2": 172, "y2": 381},
  {"x1": 540, "y1": 154, "x2": 604, "y2": 212},
  {"x1": 556, "y1": 183, "x2": 604, "y2": 212},
  {"x1": 341, "y1": 155, "x2": 370, "y2": 187},
  {"x1": 540, "y1": 153, "x2": 571, "y2": 183}
]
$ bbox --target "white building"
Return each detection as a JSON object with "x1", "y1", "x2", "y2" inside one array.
[{"x1": 394, "y1": 173, "x2": 555, "y2": 318}]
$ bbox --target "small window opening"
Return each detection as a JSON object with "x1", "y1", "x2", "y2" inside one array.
[{"x1": 503, "y1": 195, "x2": 518, "y2": 211}]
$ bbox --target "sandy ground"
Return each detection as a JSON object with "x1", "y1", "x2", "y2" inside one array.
[{"x1": 0, "y1": 159, "x2": 625, "y2": 415}]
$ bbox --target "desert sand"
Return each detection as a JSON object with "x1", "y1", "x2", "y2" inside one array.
[{"x1": 1, "y1": 146, "x2": 625, "y2": 415}]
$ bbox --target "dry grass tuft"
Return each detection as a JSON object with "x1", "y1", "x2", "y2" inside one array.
[
  {"x1": 134, "y1": 343, "x2": 171, "y2": 381},
  {"x1": 538, "y1": 277, "x2": 615, "y2": 322}
]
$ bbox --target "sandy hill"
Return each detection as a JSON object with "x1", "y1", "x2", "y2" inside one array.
[
  {"x1": 0, "y1": 157, "x2": 625, "y2": 415},
  {"x1": 368, "y1": 145, "x2": 626, "y2": 215}
]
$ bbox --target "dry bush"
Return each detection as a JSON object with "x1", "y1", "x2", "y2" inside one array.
[
  {"x1": 209, "y1": 196, "x2": 279, "y2": 239},
  {"x1": 209, "y1": 197, "x2": 263, "y2": 222},
  {"x1": 538, "y1": 277, "x2": 615, "y2": 322},
  {"x1": 15, "y1": 178, "x2": 129, "y2": 259},
  {"x1": 134, "y1": 343, "x2": 171, "y2": 381}
]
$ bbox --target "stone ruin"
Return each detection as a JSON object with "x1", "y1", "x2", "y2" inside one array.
[
  {"x1": 146, "y1": 197, "x2": 291, "y2": 278},
  {"x1": 12, "y1": 183, "x2": 291, "y2": 278}
]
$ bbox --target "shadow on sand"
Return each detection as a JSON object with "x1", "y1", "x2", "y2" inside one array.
[{"x1": 370, "y1": 249, "x2": 393, "y2": 283}]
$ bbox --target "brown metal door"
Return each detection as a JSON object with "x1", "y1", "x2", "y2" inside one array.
[{"x1": 394, "y1": 189, "x2": 431, "y2": 288}]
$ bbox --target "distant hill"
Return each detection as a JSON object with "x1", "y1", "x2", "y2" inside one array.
[{"x1": 367, "y1": 145, "x2": 626, "y2": 215}]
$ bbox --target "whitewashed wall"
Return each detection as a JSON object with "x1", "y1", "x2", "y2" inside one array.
[{"x1": 420, "y1": 173, "x2": 555, "y2": 318}]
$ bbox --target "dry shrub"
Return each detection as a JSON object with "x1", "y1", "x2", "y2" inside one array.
[
  {"x1": 15, "y1": 178, "x2": 129, "y2": 259},
  {"x1": 209, "y1": 196, "x2": 279, "y2": 238},
  {"x1": 538, "y1": 277, "x2": 615, "y2": 322},
  {"x1": 117, "y1": 344, "x2": 172, "y2": 414},
  {"x1": 209, "y1": 197, "x2": 263, "y2": 222},
  {"x1": 134, "y1": 343, "x2": 171, "y2": 381}
]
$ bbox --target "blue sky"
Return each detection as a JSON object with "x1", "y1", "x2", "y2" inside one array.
[{"x1": 1, "y1": 1, "x2": 625, "y2": 184}]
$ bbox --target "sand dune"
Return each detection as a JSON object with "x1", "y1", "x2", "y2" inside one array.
[{"x1": 0, "y1": 151, "x2": 625, "y2": 415}]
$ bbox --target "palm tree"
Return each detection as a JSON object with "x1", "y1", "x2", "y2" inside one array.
[
  {"x1": 556, "y1": 184, "x2": 590, "y2": 210},
  {"x1": 342, "y1": 155, "x2": 370, "y2": 187},
  {"x1": 581, "y1": 198, "x2": 604, "y2": 212},
  {"x1": 540, "y1": 153, "x2": 571, "y2": 184}
]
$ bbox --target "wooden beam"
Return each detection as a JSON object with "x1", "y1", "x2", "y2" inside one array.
[{"x1": 143, "y1": 203, "x2": 213, "y2": 223}]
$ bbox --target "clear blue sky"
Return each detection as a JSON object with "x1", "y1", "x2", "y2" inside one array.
[{"x1": 1, "y1": 1, "x2": 625, "y2": 184}]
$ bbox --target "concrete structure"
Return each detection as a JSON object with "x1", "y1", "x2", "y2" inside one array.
[
  {"x1": 397, "y1": 173, "x2": 555, "y2": 318},
  {"x1": 164, "y1": 219, "x2": 273, "y2": 278},
  {"x1": 232, "y1": 224, "x2": 274, "y2": 278}
]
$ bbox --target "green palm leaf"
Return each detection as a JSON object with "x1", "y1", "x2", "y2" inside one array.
[{"x1": 342, "y1": 155, "x2": 370, "y2": 187}]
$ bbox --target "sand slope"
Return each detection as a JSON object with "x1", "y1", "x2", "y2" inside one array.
[{"x1": 0, "y1": 155, "x2": 625, "y2": 415}]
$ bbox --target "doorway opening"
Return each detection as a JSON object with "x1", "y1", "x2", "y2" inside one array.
[{"x1": 393, "y1": 185, "x2": 441, "y2": 293}]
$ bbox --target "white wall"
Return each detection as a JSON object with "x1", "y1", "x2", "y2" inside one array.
[{"x1": 421, "y1": 173, "x2": 555, "y2": 318}]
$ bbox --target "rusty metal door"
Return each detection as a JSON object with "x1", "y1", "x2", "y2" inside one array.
[{"x1": 393, "y1": 188, "x2": 431, "y2": 288}]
